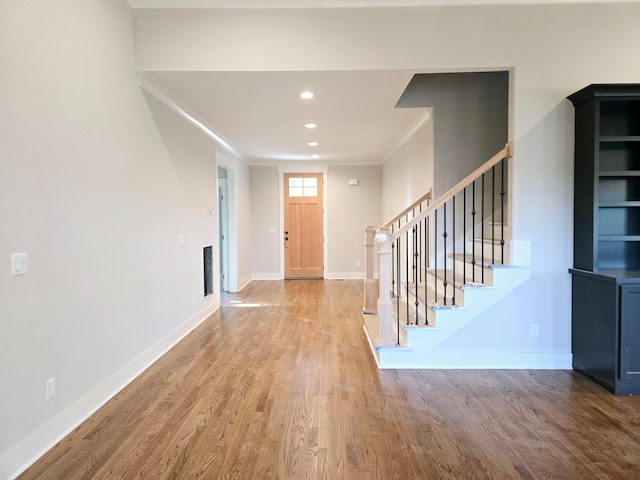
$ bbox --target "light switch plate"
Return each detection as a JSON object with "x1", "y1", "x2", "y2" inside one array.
[{"x1": 11, "y1": 253, "x2": 28, "y2": 276}]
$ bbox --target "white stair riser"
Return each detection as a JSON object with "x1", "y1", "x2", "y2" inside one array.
[
  {"x1": 366, "y1": 239, "x2": 532, "y2": 369},
  {"x1": 469, "y1": 238, "x2": 509, "y2": 265},
  {"x1": 451, "y1": 258, "x2": 495, "y2": 285},
  {"x1": 403, "y1": 280, "x2": 461, "y2": 307},
  {"x1": 395, "y1": 295, "x2": 434, "y2": 324},
  {"x1": 396, "y1": 267, "x2": 530, "y2": 353}
]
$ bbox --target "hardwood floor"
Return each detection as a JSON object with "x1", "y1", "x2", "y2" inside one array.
[{"x1": 19, "y1": 280, "x2": 640, "y2": 479}]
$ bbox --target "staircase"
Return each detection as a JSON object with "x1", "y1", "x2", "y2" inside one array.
[{"x1": 363, "y1": 143, "x2": 531, "y2": 368}]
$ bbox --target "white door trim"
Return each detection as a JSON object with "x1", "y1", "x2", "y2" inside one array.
[{"x1": 277, "y1": 164, "x2": 328, "y2": 280}]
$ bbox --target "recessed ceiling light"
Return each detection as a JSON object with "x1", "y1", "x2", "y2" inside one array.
[
  {"x1": 308, "y1": 142, "x2": 318, "y2": 147},
  {"x1": 304, "y1": 123, "x2": 317, "y2": 129},
  {"x1": 300, "y1": 91, "x2": 314, "y2": 99},
  {"x1": 312, "y1": 154, "x2": 319, "y2": 159}
]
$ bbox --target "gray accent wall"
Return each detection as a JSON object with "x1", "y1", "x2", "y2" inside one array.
[{"x1": 396, "y1": 72, "x2": 508, "y2": 197}]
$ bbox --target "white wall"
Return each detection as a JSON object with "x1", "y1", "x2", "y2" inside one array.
[
  {"x1": 0, "y1": 1, "x2": 251, "y2": 477},
  {"x1": 327, "y1": 165, "x2": 382, "y2": 278},
  {"x1": 132, "y1": 1, "x2": 640, "y2": 361},
  {"x1": 381, "y1": 116, "x2": 434, "y2": 222},
  {"x1": 3, "y1": 2, "x2": 640, "y2": 476},
  {"x1": 251, "y1": 166, "x2": 281, "y2": 279},
  {"x1": 142, "y1": 91, "x2": 220, "y2": 300}
]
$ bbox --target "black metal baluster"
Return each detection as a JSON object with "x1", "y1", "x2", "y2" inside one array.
[
  {"x1": 414, "y1": 225, "x2": 419, "y2": 325},
  {"x1": 434, "y1": 209, "x2": 438, "y2": 305},
  {"x1": 405, "y1": 229, "x2": 409, "y2": 325},
  {"x1": 471, "y1": 181, "x2": 476, "y2": 283},
  {"x1": 424, "y1": 215, "x2": 429, "y2": 325},
  {"x1": 391, "y1": 224, "x2": 395, "y2": 297},
  {"x1": 418, "y1": 211, "x2": 423, "y2": 284},
  {"x1": 463, "y1": 187, "x2": 467, "y2": 286},
  {"x1": 452, "y1": 195, "x2": 456, "y2": 305},
  {"x1": 397, "y1": 219, "x2": 401, "y2": 297},
  {"x1": 492, "y1": 165, "x2": 495, "y2": 266},
  {"x1": 416, "y1": 203, "x2": 423, "y2": 284},
  {"x1": 396, "y1": 233, "x2": 400, "y2": 331},
  {"x1": 500, "y1": 158, "x2": 506, "y2": 264},
  {"x1": 413, "y1": 225, "x2": 418, "y2": 288},
  {"x1": 443, "y1": 202, "x2": 448, "y2": 306},
  {"x1": 481, "y1": 173, "x2": 485, "y2": 284},
  {"x1": 396, "y1": 237, "x2": 400, "y2": 346}
]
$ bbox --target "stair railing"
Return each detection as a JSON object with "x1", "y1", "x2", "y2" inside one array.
[
  {"x1": 366, "y1": 142, "x2": 513, "y2": 346},
  {"x1": 363, "y1": 190, "x2": 432, "y2": 314}
]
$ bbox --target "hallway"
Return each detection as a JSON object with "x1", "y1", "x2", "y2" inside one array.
[{"x1": 20, "y1": 280, "x2": 640, "y2": 479}]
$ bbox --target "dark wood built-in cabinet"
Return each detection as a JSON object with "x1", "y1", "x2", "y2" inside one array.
[{"x1": 569, "y1": 84, "x2": 640, "y2": 395}]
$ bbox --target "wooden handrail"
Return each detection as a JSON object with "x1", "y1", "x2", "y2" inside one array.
[
  {"x1": 379, "y1": 188, "x2": 433, "y2": 230},
  {"x1": 385, "y1": 142, "x2": 513, "y2": 242}
]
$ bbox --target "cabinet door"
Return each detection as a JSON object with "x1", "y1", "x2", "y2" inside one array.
[{"x1": 620, "y1": 286, "x2": 640, "y2": 379}]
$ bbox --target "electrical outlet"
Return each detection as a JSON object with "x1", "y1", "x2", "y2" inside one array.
[
  {"x1": 356, "y1": 260, "x2": 361, "y2": 267},
  {"x1": 178, "y1": 235, "x2": 185, "y2": 246},
  {"x1": 46, "y1": 378, "x2": 55, "y2": 401},
  {"x1": 531, "y1": 324, "x2": 539, "y2": 337}
]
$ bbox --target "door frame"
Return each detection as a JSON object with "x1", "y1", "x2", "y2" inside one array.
[
  {"x1": 216, "y1": 157, "x2": 239, "y2": 292},
  {"x1": 278, "y1": 165, "x2": 328, "y2": 280},
  {"x1": 218, "y1": 176, "x2": 230, "y2": 292}
]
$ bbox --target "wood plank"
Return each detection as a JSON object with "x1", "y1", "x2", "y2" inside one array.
[{"x1": 18, "y1": 279, "x2": 640, "y2": 480}]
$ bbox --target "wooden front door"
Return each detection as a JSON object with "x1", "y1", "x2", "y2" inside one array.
[{"x1": 284, "y1": 173, "x2": 324, "y2": 279}]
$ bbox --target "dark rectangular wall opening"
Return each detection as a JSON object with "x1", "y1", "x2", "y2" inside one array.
[{"x1": 203, "y1": 246, "x2": 213, "y2": 296}]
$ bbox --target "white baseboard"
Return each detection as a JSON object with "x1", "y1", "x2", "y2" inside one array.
[
  {"x1": 0, "y1": 301, "x2": 219, "y2": 480},
  {"x1": 324, "y1": 272, "x2": 366, "y2": 280},
  {"x1": 377, "y1": 350, "x2": 573, "y2": 370},
  {"x1": 250, "y1": 273, "x2": 373, "y2": 281},
  {"x1": 251, "y1": 273, "x2": 281, "y2": 281},
  {"x1": 236, "y1": 274, "x2": 253, "y2": 291}
]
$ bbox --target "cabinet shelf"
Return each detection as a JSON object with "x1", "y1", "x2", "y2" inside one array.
[
  {"x1": 600, "y1": 136, "x2": 640, "y2": 142},
  {"x1": 598, "y1": 142, "x2": 640, "y2": 172},
  {"x1": 600, "y1": 201, "x2": 640, "y2": 207},
  {"x1": 599, "y1": 171, "x2": 640, "y2": 177},
  {"x1": 599, "y1": 236, "x2": 640, "y2": 242}
]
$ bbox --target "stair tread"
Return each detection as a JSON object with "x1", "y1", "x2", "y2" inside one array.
[
  {"x1": 472, "y1": 236, "x2": 508, "y2": 244},
  {"x1": 449, "y1": 253, "x2": 506, "y2": 265},
  {"x1": 423, "y1": 267, "x2": 487, "y2": 288},
  {"x1": 398, "y1": 282, "x2": 459, "y2": 307}
]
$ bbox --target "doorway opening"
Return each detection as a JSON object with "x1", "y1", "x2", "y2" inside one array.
[
  {"x1": 283, "y1": 172, "x2": 324, "y2": 279},
  {"x1": 218, "y1": 166, "x2": 230, "y2": 292}
]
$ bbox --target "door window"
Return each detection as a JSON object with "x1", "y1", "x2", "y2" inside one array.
[{"x1": 288, "y1": 177, "x2": 318, "y2": 197}]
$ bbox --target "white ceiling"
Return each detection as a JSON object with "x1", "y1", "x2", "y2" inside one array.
[
  {"x1": 127, "y1": 0, "x2": 632, "y2": 8},
  {"x1": 134, "y1": 0, "x2": 632, "y2": 165},
  {"x1": 148, "y1": 70, "x2": 430, "y2": 165}
]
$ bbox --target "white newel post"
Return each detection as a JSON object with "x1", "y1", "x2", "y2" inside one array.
[
  {"x1": 375, "y1": 227, "x2": 395, "y2": 346},
  {"x1": 363, "y1": 225, "x2": 378, "y2": 314}
]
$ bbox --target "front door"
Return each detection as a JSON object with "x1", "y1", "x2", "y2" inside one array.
[{"x1": 283, "y1": 173, "x2": 324, "y2": 279}]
